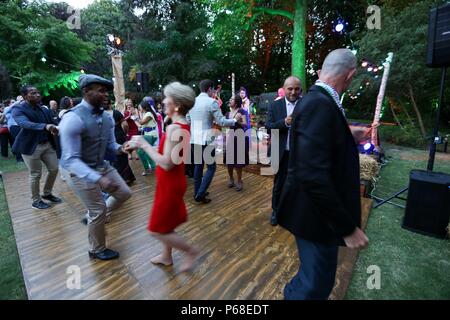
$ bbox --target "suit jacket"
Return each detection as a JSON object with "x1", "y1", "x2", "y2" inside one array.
[
  {"x1": 187, "y1": 93, "x2": 235, "y2": 145},
  {"x1": 277, "y1": 85, "x2": 361, "y2": 246},
  {"x1": 265, "y1": 98, "x2": 299, "y2": 161},
  {"x1": 11, "y1": 102, "x2": 57, "y2": 155}
]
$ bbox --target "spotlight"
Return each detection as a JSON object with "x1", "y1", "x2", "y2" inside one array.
[
  {"x1": 367, "y1": 66, "x2": 373, "y2": 72},
  {"x1": 107, "y1": 34, "x2": 114, "y2": 43},
  {"x1": 361, "y1": 60, "x2": 368, "y2": 68},
  {"x1": 115, "y1": 37, "x2": 121, "y2": 46},
  {"x1": 373, "y1": 67, "x2": 379, "y2": 72},
  {"x1": 335, "y1": 23, "x2": 344, "y2": 32},
  {"x1": 41, "y1": 57, "x2": 47, "y2": 63},
  {"x1": 80, "y1": 69, "x2": 85, "y2": 73},
  {"x1": 334, "y1": 20, "x2": 345, "y2": 32},
  {"x1": 363, "y1": 142, "x2": 375, "y2": 154}
]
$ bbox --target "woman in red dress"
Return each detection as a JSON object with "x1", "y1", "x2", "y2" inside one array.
[{"x1": 125, "y1": 82, "x2": 199, "y2": 272}]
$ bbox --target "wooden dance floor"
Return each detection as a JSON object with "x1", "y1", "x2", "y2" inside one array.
[{"x1": 3, "y1": 161, "x2": 372, "y2": 300}]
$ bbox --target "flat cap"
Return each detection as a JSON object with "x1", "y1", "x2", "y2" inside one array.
[{"x1": 78, "y1": 74, "x2": 114, "y2": 90}]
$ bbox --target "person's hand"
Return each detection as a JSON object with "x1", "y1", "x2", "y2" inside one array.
[
  {"x1": 118, "y1": 145, "x2": 128, "y2": 154},
  {"x1": 46, "y1": 124, "x2": 59, "y2": 135},
  {"x1": 98, "y1": 176, "x2": 119, "y2": 194},
  {"x1": 285, "y1": 116, "x2": 292, "y2": 126},
  {"x1": 124, "y1": 135, "x2": 146, "y2": 152},
  {"x1": 344, "y1": 227, "x2": 369, "y2": 249}
]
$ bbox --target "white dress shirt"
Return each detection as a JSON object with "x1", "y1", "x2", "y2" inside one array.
[{"x1": 285, "y1": 98, "x2": 298, "y2": 151}]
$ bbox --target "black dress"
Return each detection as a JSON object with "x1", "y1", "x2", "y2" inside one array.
[{"x1": 112, "y1": 110, "x2": 136, "y2": 183}]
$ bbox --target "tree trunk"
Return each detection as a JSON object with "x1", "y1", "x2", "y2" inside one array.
[
  {"x1": 408, "y1": 83, "x2": 426, "y2": 137},
  {"x1": 292, "y1": 0, "x2": 307, "y2": 87},
  {"x1": 387, "y1": 97, "x2": 404, "y2": 129},
  {"x1": 401, "y1": 100, "x2": 415, "y2": 127}
]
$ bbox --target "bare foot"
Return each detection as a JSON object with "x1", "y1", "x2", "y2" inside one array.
[
  {"x1": 180, "y1": 247, "x2": 200, "y2": 273},
  {"x1": 151, "y1": 254, "x2": 173, "y2": 266}
]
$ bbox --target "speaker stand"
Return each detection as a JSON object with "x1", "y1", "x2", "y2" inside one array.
[{"x1": 373, "y1": 66, "x2": 447, "y2": 209}]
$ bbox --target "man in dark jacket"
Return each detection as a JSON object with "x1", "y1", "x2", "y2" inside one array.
[
  {"x1": 277, "y1": 49, "x2": 369, "y2": 300},
  {"x1": 265, "y1": 76, "x2": 302, "y2": 226},
  {"x1": 12, "y1": 85, "x2": 61, "y2": 210}
]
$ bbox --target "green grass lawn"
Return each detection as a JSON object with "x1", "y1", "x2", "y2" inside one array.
[
  {"x1": 346, "y1": 144, "x2": 450, "y2": 299},
  {"x1": 0, "y1": 153, "x2": 27, "y2": 300}
]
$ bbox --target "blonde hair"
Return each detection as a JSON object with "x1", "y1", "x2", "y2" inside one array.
[
  {"x1": 163, "y1": 82, "x2": 196, "y2": 115},
  {"x1": 120, "y1": 98, "x2": 134, "y2": 113}
]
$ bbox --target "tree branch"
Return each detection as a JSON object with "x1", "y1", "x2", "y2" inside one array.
[{"x1": 253, "y1": 7, "x2": 294, "y2": 21}]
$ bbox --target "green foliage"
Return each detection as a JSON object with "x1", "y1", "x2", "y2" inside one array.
[
  {"x1": 379, "y1": 124, "x2": 428, "y2": 149},
  {"x1": 126, "y1": 0, "x2": 216, "y2": 86},
  {"x1": 0, "y1": 0, "x2": 93, "y2": 95},
  {"x1": 348, "y1": 0, "x2": 448, "y2": 128},
  {"x1": 77, "y1": 0, "x2": 136, "y2": 77}
]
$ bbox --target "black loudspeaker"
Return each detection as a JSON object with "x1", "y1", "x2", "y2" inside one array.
[
  {"x1": 402, "y1": 170, "x2": 450, "y2": 239},
  {"x1": 136, "y1": 72, "x2": 149, "y2": 92},
  {"x1": 426, "y1": 3, "x2": 450, "y2": 68}
]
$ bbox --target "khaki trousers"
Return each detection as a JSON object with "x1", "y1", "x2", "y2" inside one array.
[
  {"x1": 68, "y1": 167, "x2": 131, "y2": 253},
  {"x1": 21, "y1": 142, "x2": 59, "y2": 203}
]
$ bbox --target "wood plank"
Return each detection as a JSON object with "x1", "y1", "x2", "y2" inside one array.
[{"x1": 2, "y1": 159, "x2": 372, "y2": 300}]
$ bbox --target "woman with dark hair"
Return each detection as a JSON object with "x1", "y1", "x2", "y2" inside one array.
[
  {"x1": 137, "y1": 97, "x2": 159, "y2": 175},
  {"x1": 239, "y1": 87, "x2": 252, "y2": 147},
  {"x1": 58, "y1": 96, "x2": 73, "y2": 122},
  {"x1": 223, "y1": 94, "x2": 249, "y2": 191},
  {"x1": 104, "y1": 99, "x2": 136, "y2": 184}
]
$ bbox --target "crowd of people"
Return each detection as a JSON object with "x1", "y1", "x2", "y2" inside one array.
[{"x1": 2, "y1": 48, "x2": 369, "y2": 300}]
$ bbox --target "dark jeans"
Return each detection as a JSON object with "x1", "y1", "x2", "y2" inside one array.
[
  {"x1": 193, "y1": 144, "x2": 216, "y2": 199},
  {"x1": 0, "y1": 130, "x2": 13, "y2": 158},
  {"x1": 271, "y1": 151, "x2": 289, "y2": 218},
  {"x1": 9, "y1": 125, "x2": 23, "y2": 162},
  {"x1": 284, "y1": 237, "x2": 338, "y2": 300}
]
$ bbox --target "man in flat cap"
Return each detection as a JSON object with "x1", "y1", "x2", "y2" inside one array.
[{"x1": 59, "y1": 74, "x2": 132, "y2": 260}]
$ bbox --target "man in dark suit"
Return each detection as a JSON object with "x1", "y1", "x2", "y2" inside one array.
[
  {"x1": 265, "y1": 76, "x2": 302, "y2": 226},
  {"x1": 277, "y1": 49, "x2": 369, "y2": 300},
  {"x1": 12, "y1": 85, "x2": 61, "y2": 210}
]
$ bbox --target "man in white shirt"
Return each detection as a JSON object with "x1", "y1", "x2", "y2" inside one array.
[
  {"x1": 265, "y1": 76, "x2": 302, "y2": 226},
  {"x1": 187, "y1": 79, "x2": 239, "y2": 203}
]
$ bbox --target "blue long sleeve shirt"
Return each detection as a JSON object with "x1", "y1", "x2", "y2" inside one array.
[{"x1": 59, "y1": 100, "x2": 121, "y2": 183}]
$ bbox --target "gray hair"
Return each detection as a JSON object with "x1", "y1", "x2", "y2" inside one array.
[
  {"x1": 321, "y1": 49, "x2": 357, "y2": 78},
  {"x1": 163, "y1": 82, "x2": 196, "y2": 115}
]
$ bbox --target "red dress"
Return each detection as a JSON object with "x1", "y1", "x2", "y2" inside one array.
[
  {"x1": 148, "y1": 123, "x2": 190, "y2": 233},
  {"x1": 124, "y1": 110, "x2": 140, "y2": 140}
]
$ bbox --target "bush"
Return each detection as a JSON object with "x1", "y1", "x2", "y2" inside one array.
[{"x1": 378, "y1": 124, "x2": 428, "y2": 149}]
